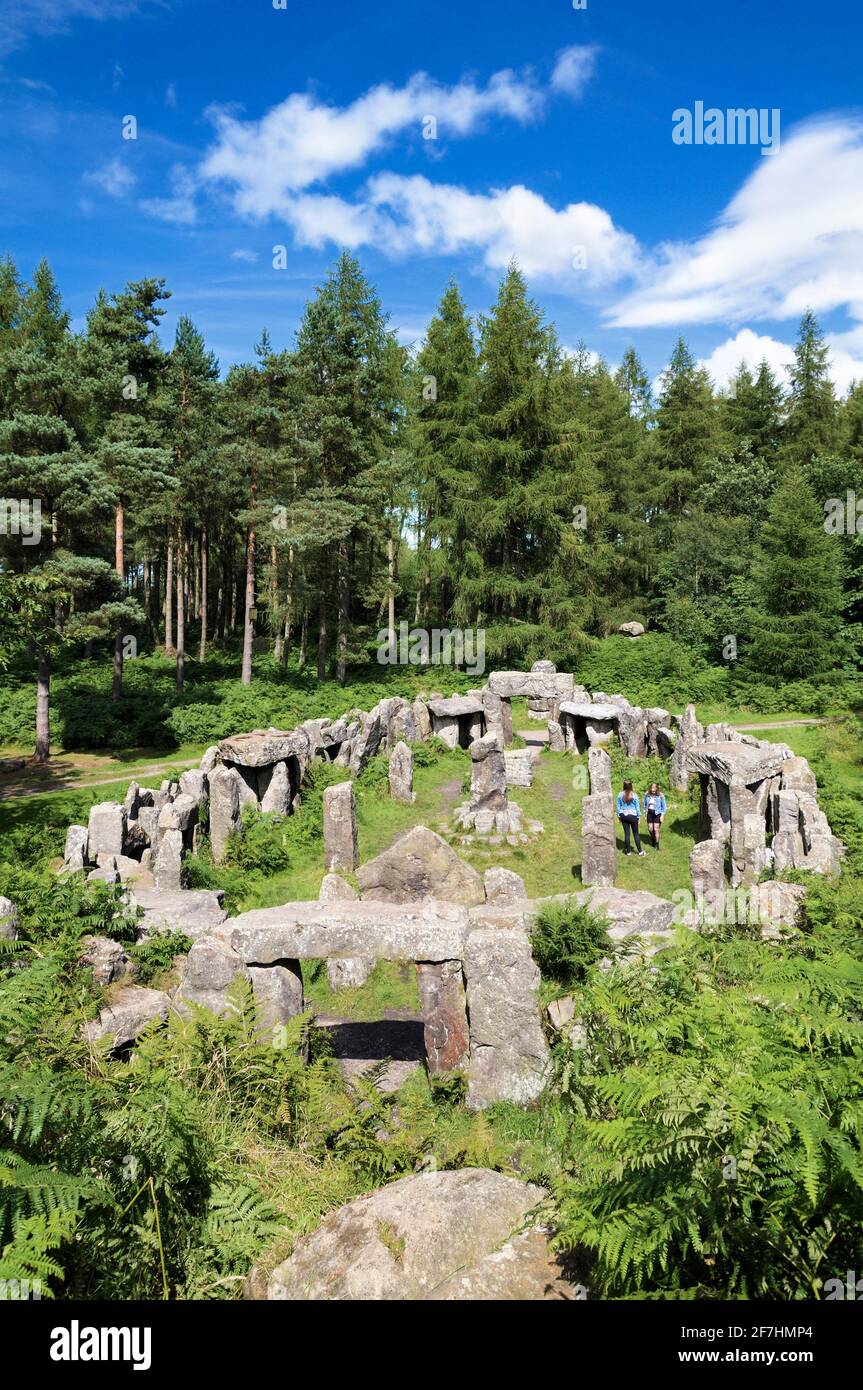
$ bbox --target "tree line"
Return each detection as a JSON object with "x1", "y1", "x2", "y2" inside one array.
[{"x1": 1, "y1": 250, "x2": 861, "y2": 759}]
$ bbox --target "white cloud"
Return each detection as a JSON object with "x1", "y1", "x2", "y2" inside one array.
[
  {"x1": 198, "y1": 68, "x2": 543, "y2": 217},
  {"x1": 698, "y1": 327, "x2": 863, "y2": 396},
  {"x1": 83, "y1": 156, "x2": 136, "y2": 198},
  {"x1": 550, "y1": 45, "x2": 598, "y2": 100},
  {"x1": 230, "y1": 248, "x2": 258, "y2": 263},
  {"x1": 609, "y1": 116, "x2": 863, "y2": 330},
  {"x1": 140, "y1": 163, "x2": 198, "y2": 225},
  {"x1": 165, "y1": 82, "x2": 177, "y2": 109},
  {"x1": 0, "y1": 0, "x2": 143, "y2": 57}
]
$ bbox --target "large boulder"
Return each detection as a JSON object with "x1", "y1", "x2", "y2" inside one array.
[
  {"x1": 78, "y1": 935, "x2": 130, "y2": 986},
  {"x1": 172, "y1": 933, "x2": 250, "y2": 1018},
  {"x1": 483, "y1": 867, "x2": 527, "y2": 905},
  {"x1": 580, "y1": 793, "x2": 616, "y2": 888},
  {"x1": 356, "y1": 826, "x2": 484, "y2": 906},
  {"x1": 263, "y1": 1169, "x2": 547, "y2": 1300},
  {"x1": 427, "y1": 1227, "x2": 576, "y2": 1300},
  {"x1": 131, "y1": 888, "x2": 227, "y2": 940}
]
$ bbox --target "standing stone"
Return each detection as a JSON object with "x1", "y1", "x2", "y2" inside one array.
[
  {"x1": 249, "y1": 962, "x2": 304, "y2": 1039},
  {"x1": 173, "y1": 934, "x2": 250, "y2": 1018},
  {"x1": 780, "y1": 756, "x2": 818, "y2": 796},
  {"x1": 670, "y1": 703, "x2": 703, "y2": 791},
  {"x1": 587, "y1": 746, "x2": 612, "y2": 797},
  {"x1": 503, "y1": 748, "x2": 533, "y2": 789},
  {"x1": 200, "y1": 745, "x2": 220, "y2": 773},
  {"x1": 154, "y1": 828, "x2": 185, "y2": 892},
  {"x1": 412, "y1": 697, "x2": 432, "y2": 741},
  {"x1": 483, "y1": 868, "x2": 527, "y2": 905},
  {"x1": 389, "y1": 741, "x2": 415, "y2": 804},
  {"x1": 464, "y1": 928, "x2": 549, "y2": 1109},
  {"x1": 87, "y1": 802, "x2": 126, "y2": 859},
  {"x1": 0, "y1": 896, "x2": 19, "y2": 941},
  {"x1": 417, "y1": 960, "x2": 471, "y2": 1073},
  {"x1": 357, "y1": 826, "x2": 484, "y2": 905},
  {"x1": 349, "y1": 713, "x2": 383, "y2": 774},
  {"x1": 319, "y1": 874, "x2": 373, "y2": 988},
  {"x1": 581, "y1": 793, "x2": 616, "y2": 888},
  {"x1": 209, "y1": 764, "x2": 243, "y2": 863},
  {"x1": 690, "y1": 839, "x2": 725, "y2": 910},
  {"x1": 179, "y1": 768, "x2": 208, "y2": 810},
  {"x1": 608, "y1": 697, "x2": 647, "y2": 758},
  {"x1": 469, "y1": 733, "x2": 507, "y2": 812},
  {"x1": 259, "y1": 760, "x2": 290, "y2": 816},
  {"x1": 124, "y1": 781, "x2": 141, "y2": 820},
  {"x1": 546, "y1": 719, "x2": 564, "y2": 753},
  {"x1": 433, "y1": 715, "x2": 460, "y2": 750},
  {"x1": 646, "y1": 708, "x2": 671, "y2": 756},
  {"x1": 323, "y1": 781, "x2": 358, "y2": 872},
  {"x1": 63, "y1": 824, "x2": 89, "y2": 871}
]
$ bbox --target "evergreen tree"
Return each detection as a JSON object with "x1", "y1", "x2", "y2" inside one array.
[
  {"x1": 782, "y1": 311, "x2": 838, "y2": 467},
  {"x1": 654, "y1": 337, "x2": 721, "y2": 518},
  {"x1": 724, "y1": 358, "x2": 784, "y2": 458},
  {"x1": 746, "y1": 469, "x2": 844, "y2": 678},
  {"x1": 79, "y1": 278, "x2": 174, "y2": 699}
]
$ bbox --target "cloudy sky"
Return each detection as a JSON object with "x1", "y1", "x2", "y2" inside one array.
[{"x1": 1, "y1": 0, "x2": 862, "y2": 389}]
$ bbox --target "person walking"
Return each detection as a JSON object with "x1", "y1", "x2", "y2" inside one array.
[
  {"x1": 644, "y1": 782, "x2": 667, "y2": 850},
  {"x1": 616, "y1": 780, "x2": 645, "y2": 856}
]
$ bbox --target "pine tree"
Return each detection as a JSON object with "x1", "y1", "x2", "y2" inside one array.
[
  {"x1": 724, "y1": 358, "x2": 784, "y2": 459},
  {"x1": 654, "y1": 337, "x2": 721, "y2": 518},
  {"x1": 411, "y1": 279, "x2": 480, "y2": 630},
  {"x1": 79, "y1": 279, "x2": 174, "y2": 700},
  {"x1": 782, "y1": 311, "x2": 838, "y2": 467},
  {"x1": 746, "y1": 469, "x2": 844, "y2": 678}
]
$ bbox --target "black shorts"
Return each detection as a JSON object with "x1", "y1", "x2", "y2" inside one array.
[{"x1": 646, "y1": 811, "x2": 662, "y2": 823}]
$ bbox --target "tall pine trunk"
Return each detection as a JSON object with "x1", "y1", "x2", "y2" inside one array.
[
  {"x1": 35, "y1": 647, "x2": 51, "y2": 763},
  {"x1": 271, "y1": 543, "x2": 282, "y2": 664},
  {"x1": 199, "y1": 527, "x2": 208, "y2": 661},
  {"x1": 241, "y1": 525, "x2": 255, "y2": 685},
  {"x1": 164, "y1": 531, "x2": 174, "y2": 652},
  {"x1": 317, "y1": 593, "x2": 327, "y2": 681},
  {"x1": 337, "y1": 541, "x2": 349, "y2": 685},
  {"x1": 176, "y1": 520, "x2": 186, "y2": 692},
  {"x1": 112, "y1": 501, "x2": 125, "y2": 702}
]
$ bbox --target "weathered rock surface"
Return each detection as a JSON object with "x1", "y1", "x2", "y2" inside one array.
[
  {"x1": 581, "y1": 793, "x2": 616, "y2": 888},
  {"x1": 688, "y1": 741, "x2": 788, "y2": 785},
  {"x1": 426, "y1": 1226, "x2": 576, "y2": 1300},
  {"x1": 318, "y1": 875, "x2": 374, "y2": 989},
  {"x1": 172, "y1": 934, "x2": 249, "y2": 1018},
  {"x1": 483, "y1": 867, "x2": 527, "y2": 905},
  {"x1": 670, "y1": 703, "x2": 703, "y2": 791},
  {"x1": 690, "y1": 838, "x2": 726, "y2": 902},
  {"x1": 132, "y1": 888, "x2": 227, "y2": 940},
  {"x1": 87, "y1": 801, "x2": 126, "y2": 859},
  {"x1": 587, "y1": 746, "x2": 612, "y2": 796},
  {"x1": 63, "y1": 824, "x2": 89, "y2": 871},
  {"x1": 323, "y1": 781, "x2": 358, "y2": 872},
  {"x1": 219, "y1": 728, "x2": 307, "y2": 769},
  {"x1": 78, "y1": 935, "x2": 130, "y2": 986},
  {"x1": 231, "y1": 899, "x2": 471, "y2": 965},
  {"x1": 416, "y1": 959, "x2": 470, "y2": 1072},
  {"x1": 357, "y1": 826, "x2": 484, "y2": 906},
  {"x1": 618, "y1": 621, "x2": 645, "y2": 638},
  {"x1": 85, "y1": 985, "x2": 170, "y2": 1049},
  {"x1": 0, "y1": 895, "x2": 19, "y2": 940},
  {"x1": 388, "y1": 741, "x2": 415, "y2": 804},
  {"x1": 463, "y1": 928, "x2": 549, "y2": 1109},
  {"x1": 208, "y1": 764, "x2": 243, "y2": 863},
  {"x1": 248, "y1": 962, "x2": 304, "y2": 1036},
  {"x1": 504, "y1": 748, "x2": 533, "y2": 789},
  {"x1": 264, "y1": 1168, "x2": 547, "y2": 1301}
]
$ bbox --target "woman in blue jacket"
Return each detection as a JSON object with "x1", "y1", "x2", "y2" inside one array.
[
  {"x1": 644, "y1": 782, "x2": 667, "y2": 850},
  {"x1": 616, "y1": 781, "x2": 645, "y2": 856}
]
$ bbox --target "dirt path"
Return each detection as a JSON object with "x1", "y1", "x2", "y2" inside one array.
[
  {"x1": 0, "y1": 757, "x2": 200, "y2": 803},
  {"x1": 730, "y1": 718, "x2": 831, "y2": 731}
]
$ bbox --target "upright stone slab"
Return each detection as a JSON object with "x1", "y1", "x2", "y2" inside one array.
[
  {"x1": 323, "y1": 781, "x2": 358, "y2": 872},
  {"x1": 581, "y1": 793, "x2": 616, "y2": 888},
  {"x1": 464, "y1": 927, "x2": 549, "y2": 1109},
  {"x1": 412, "y1": 697, "x2": 431, "y2": 741},
  {"x1": 389, "y1": 741, "x2": 415, "y2": 804},
  {"x1": 248, "y1": 962, "x2": 304, "y2": 1039},
  {"x1": 483, "y1": 868, "x2": 527, "y2": 905},
  {"x1": 154, "y1": 828, "x2": 185, "y2": 892},
  {"x1": 469, "y1": 732, "x2": 507, "y2": 812},
  {"x1": 416, "y1": 960, "x2": 471, "y2": 1073},
  {"x1": 608, "y1": 696, "x2": 647, "y2": 758},
  {"x1": 0, "y1": 896, "x2": 19, "y2": 941},
  {"x1": 87, "y1": 802, "x2": 126, "y2": 859},
  {"x1": 209, "y1": 764, "x2": 243, "y2": 863},
  {"x1": 547, "y1": 720, "x2": 565, "y2": 753},
  {"x1": 357, "y1": 826, "x2": 484, "y2": 905},
  {"x1": 319, "y1": 873, "x2": 374, "y2": 989},
  {"x1": 690, "y1": 838, "x2": 725, "y2": 910},
  {"x1": 587, "y1": 746, "x2": 612, "y2": 796},
  {"x1": 63, "y1": 824, "x2": 89, "y2": 871},
  {"x1": 670, "y1": 704, "x2": 703, "y2": 791},
  {"x1": 259, "y1": 760, "x2": 290, "y2": 816},
  {"x1": 503, "y1": 749, "x2": 532, "y2": 789}
]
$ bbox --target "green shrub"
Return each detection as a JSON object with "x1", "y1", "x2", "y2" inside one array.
[
  {"x1": 529, "y1": 902, "x2": 610, "y2": 985},
  {"x1": 127, "y1": 932, "x2": 192, "y2": 986}
]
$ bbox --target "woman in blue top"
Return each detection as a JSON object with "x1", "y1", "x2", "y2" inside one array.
[
  {"x1": 615, "y1": 780, "x2": 645, "y2": 856},
  {"x1": 644, "y1": 782, "x2": 667, "y2": 850}
]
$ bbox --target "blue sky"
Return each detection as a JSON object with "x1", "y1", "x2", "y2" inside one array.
[{"x1": 1, "y1": 0, "x2": 863, "y2": 390}]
